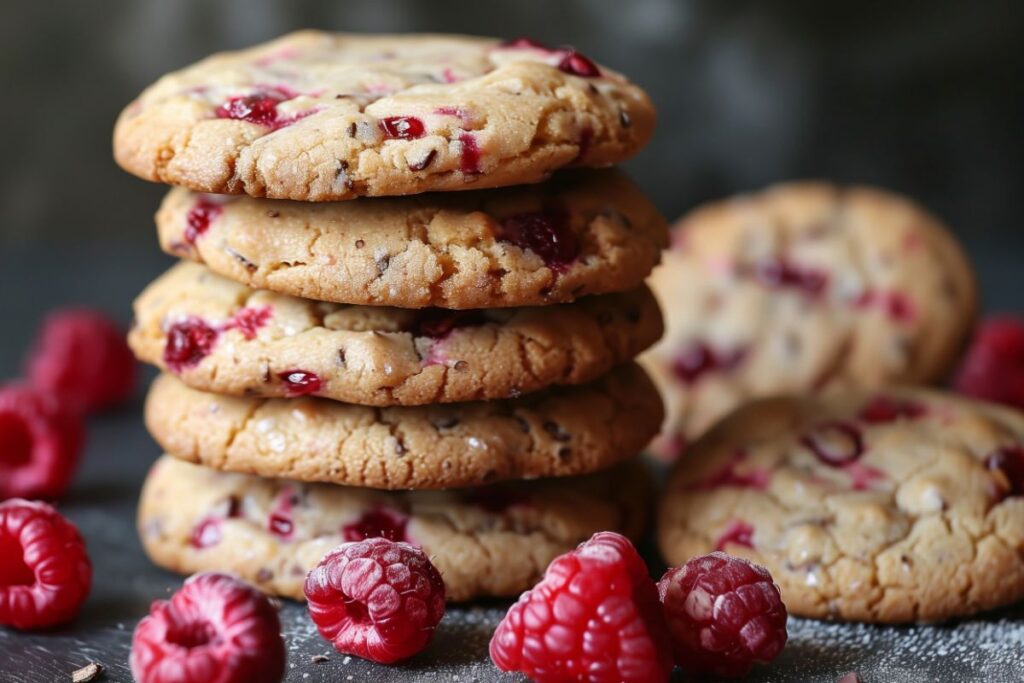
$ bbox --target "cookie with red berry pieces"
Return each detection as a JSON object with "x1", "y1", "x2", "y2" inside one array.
[
  {"x1": 138, "y1": 455, "x2": 652, "y2": 602},
  {"x1": 113, "y1": 32, "x2": 655, "y2": 201},
  {"x1": 128, "y1": 262, "x2": 662, "y2": 406},
  {"x1": 145, "y1": 363, "x2": 662, "y2": 489},
  {"x1": 657, "y1": 387, "x2": 1024, "y2": 623},
  {"x1": 156, "y1": 169, "x2": 666, "y2": 309},
  {"x1": 641, "y1": 182, "x2": 977, "y2": 457}
]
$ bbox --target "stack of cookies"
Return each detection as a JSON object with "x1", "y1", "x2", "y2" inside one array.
[{"x1": 113, "y1": 31, "x2": 667, "y2": 601}]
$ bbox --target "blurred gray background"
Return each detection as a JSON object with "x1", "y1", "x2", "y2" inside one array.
[{"x1": 0, "y1": 0, "x2": 1022, "y2": 355}]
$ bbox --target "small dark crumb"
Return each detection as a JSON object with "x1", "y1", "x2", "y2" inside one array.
[
  {"x1": 375, "y1": 253, "x2": 391, "y2": 276},
  {"x1": 619, "y1": 109, "x2": 631, "y2": 128},
  {"x1": 557, "y1": 446, "x2": 572, "y2": 460},
  {"x1": 262, "y1": 364, "x2": 272, "y2": 383},
  {"x1": 290, "y1": 565, "x2": 305, "y2": 577},
  {"x1": 539, "y1": 287, "x2": 553, "y2": 298},
  {"x1": 570, "y1": 284, "x2": 585, "y2": 296},
  {"x1": 588, "y1": 83, "x2": 599, "y2": 95},
  {"x1": 355, "y1": 239, "x2": 365, "y2": 249},
  {"x1": 432, "y1": 416, "x2": 460, "y2": 430},
  {"x1": 409, "y1": 148, "x2": 437, "y2": 171},
  {"x1": 338, "y1": 348, "x2": 347, "y2": 367},
  {"x1": 346, "y1": 122, "x2": 357, "y2": 136},
  {"x1": 267, "y1": 596, "x2": 284, "y2": 611},
  {"x1": 394, "y1": 439, "x2": 407, "y2": 456},
  {"x1": 224, "y1": 246, "x2": 258, "y2": 272},
  {"x1": 542, "y1": 421, "x2": 571, "y2": 442},
  {"x1": 71, "y1": 662, "x2": 104, "y2": 683},
  {"x1": 256, "y1": 567, "x2": 274, "y2": 582},
  {"x1": 453, "y1": 360, "x2": 469, "y2": 371},
  {"x1": 514, "y1": 416, "x2": 530, "y2": 433},
  {"x1": 311, "y1": 654, "x2": 330, "y2": 664},
  {"x1": 265, "y1": 209, "x2": 280, "y2": 218}
]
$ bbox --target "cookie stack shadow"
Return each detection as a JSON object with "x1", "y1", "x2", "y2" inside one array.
[{"x1": 113, "y1": 32, "x2": 666, "y2": 601}]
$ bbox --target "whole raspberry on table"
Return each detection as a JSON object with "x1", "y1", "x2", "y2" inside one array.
[
  {"x1": 954, "y1": 316, "x2": 1024, "y2": 411},
  {"x1": 0, "y1": 383, "x2": 85, "y2": 500},
  {"x1": 658, "y1": 551, "x2": 788, "y2": 678},
  {"x1": 26, "y1": 308, "x2": 137, "y2": 414},
  {"x1": 0, "y1": 499, "x2": 91, "y2": 629},
  {"x1": 304, "y1": 537, "x2": 446, "y2": 664},
  {"x1": 130, "y1": 572, "x2": 285, "y2": 683},
  {"x1": 490, "y1": 531, "x2": 673, "y2": 683}
]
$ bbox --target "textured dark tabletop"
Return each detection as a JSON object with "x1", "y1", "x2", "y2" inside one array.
[{"x1": 0, "y1": 241, "x2": 1023, "y2": 683}]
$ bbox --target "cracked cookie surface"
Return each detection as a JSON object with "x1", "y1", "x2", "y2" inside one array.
[
  {"x1": 157, "y1": 169, "x2": 667, "y2": 309},
  {"x1": 139, "y1": 455, "x2": 651, "y2": 601},
  {"x1": 129, "y1": 262, "x2": 662, "y2": 405},
  {"x1": 641, "y1": 182, "x2": 977, "y2": 456},
  {"x1": 113, "y1": 31, "x2": 655, "y2": 200},
  {"x1": 657, "y1": 387, "x2": 1024, "y2": 623},
  {"x1": 145, "y1": 363, "x2": 662, "y2": 489}
]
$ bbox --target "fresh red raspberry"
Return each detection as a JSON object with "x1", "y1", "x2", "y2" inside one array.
[
  {"x1": 490, "y1": 531, "x2": 673, "y2": 683},
  {"x1": 954, "y1": 316, "x2": 1024, "y2": 411},
  {"x1": 130, "y1": 572, "x2": 285, "y2": 683},
  {"x1": 658, "y1": 551, "x2": 788, "y2": 678},
  {"x1": 304, "y1": 537, "x2": 446, "y2": 664},
  {"x1": 25, "y1": 308, "x2": 137, "y2": 413},
  {"x1": 0, "y1": 383, "x2": 85, "y2": 500},
  {"x1": 0, "y1": 499, "x2": 92, "y2": 629}
]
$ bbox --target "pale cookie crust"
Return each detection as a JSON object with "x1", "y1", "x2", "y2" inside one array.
[
  {"x1": 113, "y1": 31, "x2": 655, "y2": 200},
  {"x1": 641, "y1": 182, "x2": 977, "y2": 455},
  {"x1": 657, "y1": 388, "x2": 1024, "y2": 623},
  {"x1": 129, "y1": 262, "x2": 662, "y2": 406},
  {"x1": 157, "y1": 169, "x2": 667, "y2": 309},
  {"x1": 139, "y1": 455, "x2": 652, "y2": 601},
  {"x1": 146, "y1": 363, "x2": 662, "y2": 489}
]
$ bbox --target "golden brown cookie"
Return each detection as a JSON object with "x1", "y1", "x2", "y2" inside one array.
[
  {"x1": 658, "y1": 388, "x2": 1024, "y2": 623},
  {"x1": 641, "y1": 182, "x2": 977, "y2": 457},
  {"x1": 129, "y1": 262, "x2": 662, "y2": 406},
  {"x1": 156, "y1": 169, "x2": 667, "y2": 309},
  {"x1": 145, "y1": 363, "x2": 662, "y2": 489},
  {"x1": 139, "y1": 455, "x2": 652, "y2": 601},
  {"x1": 114, "y1": 31, "x2": 655, "y2": 200}
]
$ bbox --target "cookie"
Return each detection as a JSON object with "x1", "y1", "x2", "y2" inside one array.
[
  {"x1": 139, "y1": 455, "x2": 652, "y2": 601},
  {"x1": 657, "y1": 388, "x2": 1024, "y2": 623},
  {"x1": 145, "y1": 362, "x2": 662, "y2": 489},
  {"x1": 113, "y1": 31, "x2": 655, "y2": 201},
  {"x1": 641, "y1": 182, "x2": 977, "y2": 455},
  {"x1": 129, "y1": 262, "x2": 662, "y2": 406},
  {"x1": 157, "y1": 169, "x2": 667, "y2": 309}
]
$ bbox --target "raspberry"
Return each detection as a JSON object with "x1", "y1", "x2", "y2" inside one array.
[
  {"x1": 557, "y1": 49, "x2": 601, "y2": 77},
  {"x1": 954, "y1": 316, "x2": 1024, "y2": 411},
  {"x1": 304, "y1": 537, "x2": 446, "y2": 664},
  {"x1": 658, "y1": 552, "x2": 787, "y2": 678},
  {"x1": 495, "y1": 206, "x2": 579, "y2": 273},
  {"x1": 379, "y1": 116, "x2": 425, "y2": 140},
  {"x1": 130, "y1": 573, "x2": 285, "y2": 683},
  {"x1": 0, "y1": 499, "x2": 92, "y2": 629},
  {"x1": 276, "y1": 370, "x2": 321, "y2": 397},
  {"x1": 25, "y1": 308, "x2": 137, "y2": 413},
  {"x1": 0, "y1": 384, "x2": 85, "y2": 500},
  {"x1": 490, "y1": 531, "x2": 673, "y2": 683}
]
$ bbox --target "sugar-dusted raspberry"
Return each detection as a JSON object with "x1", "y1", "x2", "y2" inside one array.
[
  {"x1": 490, "y1": 531, "x2": 673, "y2": 683},
  {"x1": 954, "y1": 316, "x2": 1024, "y2": 411},
  {"x1": 304, "y1": 537, "x2": 446, "y2": 664},
  {"x1": 0, "y1": 499, "x2": 92, "y2": 629},
  {"x1": 25, "y1": 308, "x2": 137, "y2": 413},
  {"x1": 130, "y1": 573, "x2": 285, "y2": 683},
  {"x1": 0, "y1": 384, "x2": 85, "y2": 500},
  {"x1": 658, "y1": 551, "x2": 788, "y2": 678}
]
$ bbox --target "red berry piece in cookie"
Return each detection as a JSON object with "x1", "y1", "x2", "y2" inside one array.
[
  {"x1": 671, "y1": 341, "x2": 746, "y2": 385},
  {"x1": 715, "y1": 520, "x2": 755, "y2": 552},
  {"x1": 341, "y1": 507, "x2": 409, "y2": 543},
  {"x1": 189, "y1": 497, "x2": 240, "y2": 549},
  {"x1": 379, "y1": 116, "x2": 425, "y2": 140},
  {"x1": 0, "y1": 384, "x2": 84, "y2": 500},
  {"x1": 130, "y1": 572, "x2": 285, "y2": 683},
  {"x1": 490, "y1": 531, "x2": 673, "y2": 683},
  {"x1": 499, "y1": 37, "x2": 551, "y2": 50},
  {"x1": 458, "y1": 132, "x2": 482, "y2": 174},
  {"x1": 223, "y1": 306, "x2": 272, "y2": 340},
  {"x1": 557, "y1": 50, "x2": 601, "y2": 77},
  {"x1": 954, "y1": 316, "x2": 1024, "y2": 411},
  {"x1": 267, "y1": 489, "x2": 299, "y2": 539},
  {"x1": 986, "y1": 446, "x2": 1024, "y2": 498},
  {"x1": 801, "y1": 421, "x2": 883, "y2": 490},
  {"x1": 215, "y1": 86, "x2": 312, "y2": 131},
  {"x1": 304, "y1": 537, "x2": 446, "y2": 664},
  {"x1": 689, "y1": 451, "x2": 771, "y2": 491},
  {"x1": 857, "y1": 394, "x2": 927, "y2": 424},
  {"x1": 25, "y1": 308, "x2": 137, "y2": 413},
  {"x1": 754, "y1": 257, "x2": 828, "y2": 297},
  {"x1": 163, "y1": 318, "x2": 219, "y2": 373},
  {"x1": 411, "y1": 309, "x2": 487, "y2": 340},
  {"x1": 183, "y1": 197, "x2": 224, "y2": 246},
  {"x1": 658, "y1": 552, "x2": 787, "y2": 678},
  {"x1": 495, "y1": 207, "x2": 579, "y2": 273},
  {"x1": 0, "y1": 499, "x2": 92, "y2": 629},
  {"x1": 276, "y1": 370, "x2": 321, "y2": 397}
]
